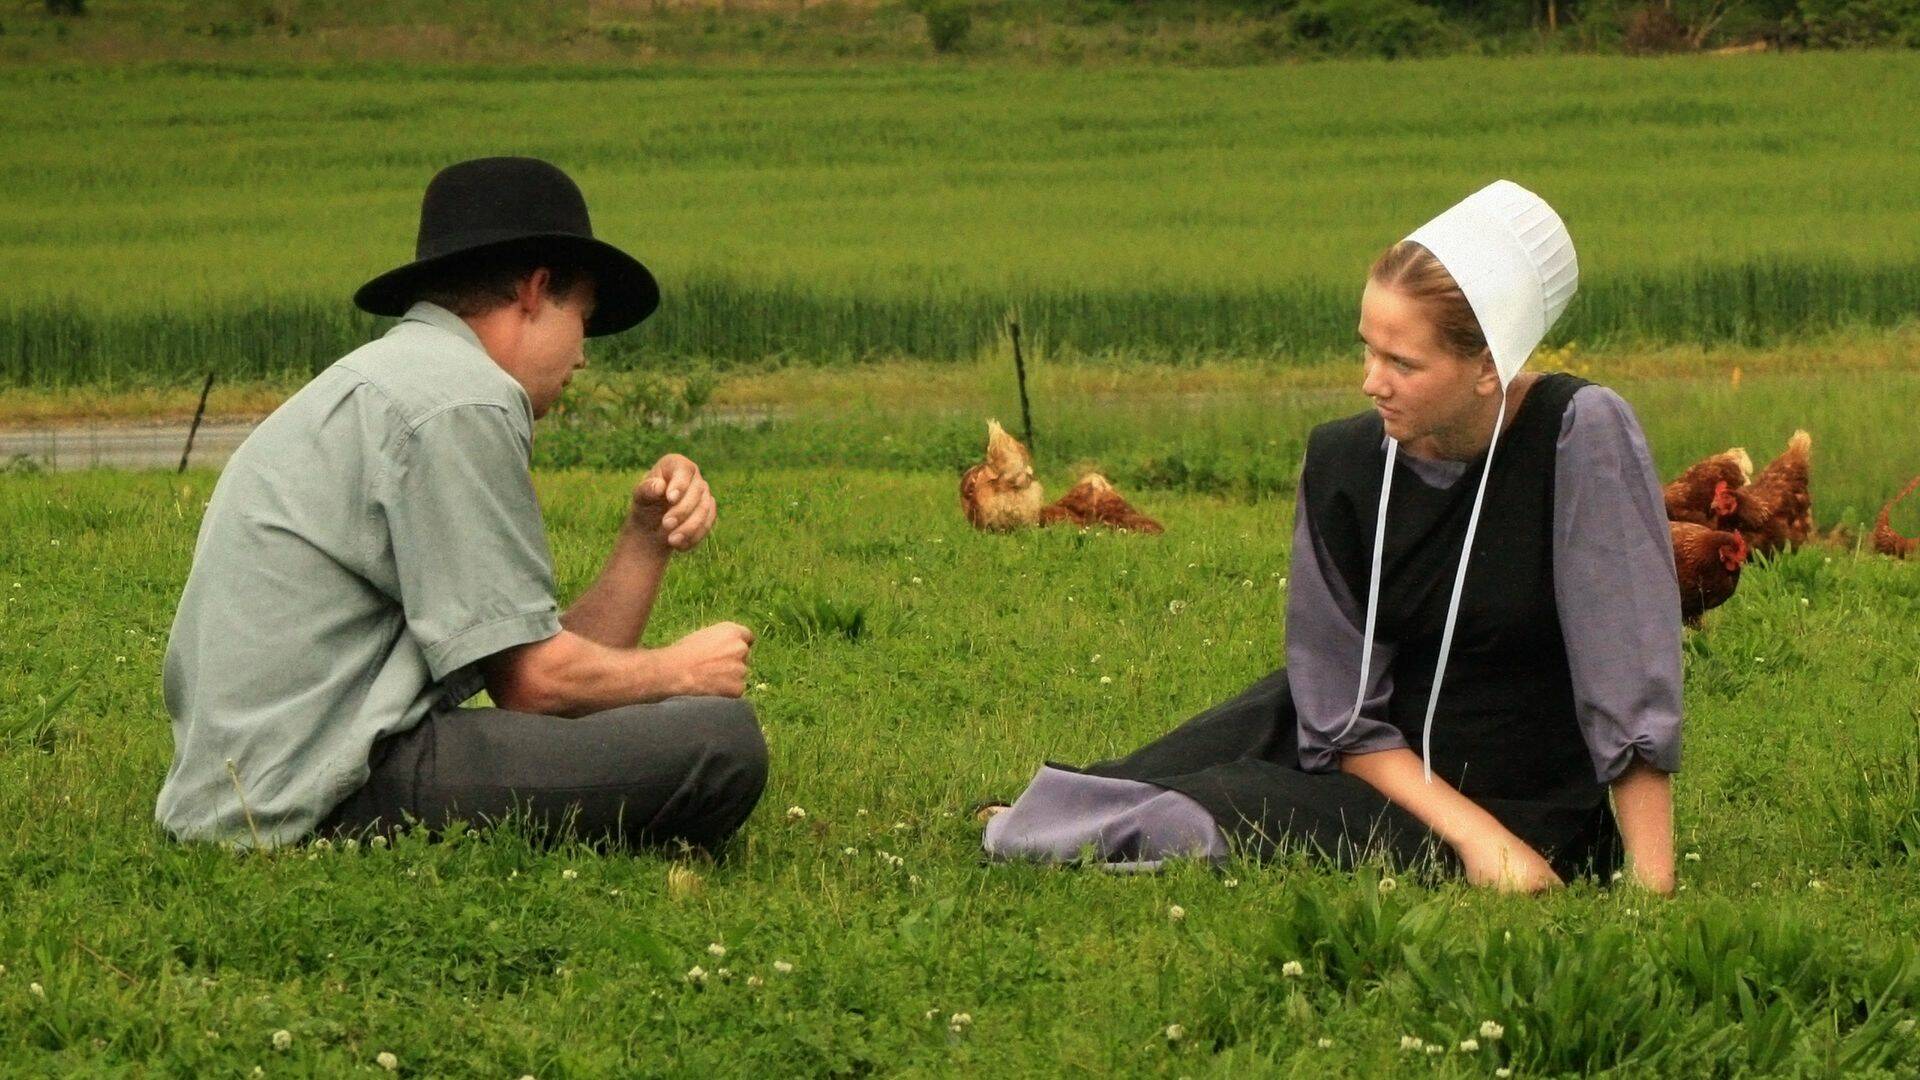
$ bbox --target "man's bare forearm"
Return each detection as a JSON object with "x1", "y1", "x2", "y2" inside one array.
[
  {"x1": 560, "y1": 527, "x2": 670, "y2": 648},
  {"x1": 1610, "y1": 757, "x2": 1675, "y2": 894},
  {"x1": 485, "y1": 629, "x2": 682, "y2": 717}
]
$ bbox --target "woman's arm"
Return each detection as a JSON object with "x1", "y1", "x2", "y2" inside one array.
[
  {"x1": 1550, "y1": 387, "x2": 1686, "y2": 894},
  {"x1": 1340, "y1": 747, "x2": 1562, "y2": 892},
  {"x1": 1611, "y1": 758, "x2": 1675, "y2": 894}
]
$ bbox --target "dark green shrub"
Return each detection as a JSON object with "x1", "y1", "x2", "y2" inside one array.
[
  {"x1": 1285, "y1": 0, "x2": 1457, "y2": 58},
  {"x1": 922, "y1": 0, "x2": 973, "y2": 53}
]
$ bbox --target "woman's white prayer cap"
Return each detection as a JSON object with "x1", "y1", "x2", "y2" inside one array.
[{"x1": 1404, "y1": 179, "x2": 1579, "y2": 387}]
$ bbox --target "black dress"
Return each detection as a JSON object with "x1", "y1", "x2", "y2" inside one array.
[{"x1": 1076, "y1": 373, "x2": 1624, "y2": 882}]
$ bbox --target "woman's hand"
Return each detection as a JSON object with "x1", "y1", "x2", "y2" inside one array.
[{"x1": 1456, "y1": 829, "x2": 1563, "y2": 893}]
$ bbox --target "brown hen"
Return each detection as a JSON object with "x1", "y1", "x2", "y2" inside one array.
[
  {"x1": 1670, "y1": 522, "x2": 1749, "y2": 627},
  {"x1": 1664, "y1": 448, "x2": 1751, "y2": 527},
  {"x1": 1039, "y1": 472, "x2": 1165, "y2": 534},
  {"x1": 1873, "y1": 475, "x2": 1920, "y2": 560},
  {"x1": 1723, "y1": 430, "x2": 1813, "y2": 556},
  {"x1": 959, "y1": 420, "x2": 1044, "y2": 532}
]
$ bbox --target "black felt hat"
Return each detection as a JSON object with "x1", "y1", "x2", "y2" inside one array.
[{"x1": 353, "y1": 156, "x2": 659, "y2": 337}]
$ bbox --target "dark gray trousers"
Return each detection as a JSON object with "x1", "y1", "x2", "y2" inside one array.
[{"x1": 320, "y1": 696, "x2": 767, "y2": 855}]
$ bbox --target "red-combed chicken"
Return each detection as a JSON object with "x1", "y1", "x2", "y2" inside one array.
[
  {"x1": 1664, "y1": 448, "x2": 1751, "y2": 527},
  {"x1": 1723, "y1": 430, "x2": 1813, "y2": 556},
  {"x1": 1039, "y1": 472, "x2": 1165, "y2": 535},
  {"x1": 1670, "y1": 522, "x2": 1749, "y2": 627},
  {"x1": 1873, "y1": 475, "x2": 1920, "y2": 560},
  {"x1": 960, "y1": 420, "x2": 1044, "y2": 532}
]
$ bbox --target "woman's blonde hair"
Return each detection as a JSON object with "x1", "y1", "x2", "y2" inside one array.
[{"x1": 1368, "y1": 241, "x2": 1489, "y2": 363}]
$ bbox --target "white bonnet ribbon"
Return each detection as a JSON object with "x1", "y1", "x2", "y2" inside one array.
[
  {"x1": 1416, "y1": 387, "x2": 1510, "y2": 783},
  {"x1": 1332, "y1": 439, "x2": 1399, "y2": 744},
  {"x1": 1333, "y1": 387, "x2": 1510, "y2": 785}
]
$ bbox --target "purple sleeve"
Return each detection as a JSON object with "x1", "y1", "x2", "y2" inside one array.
[
  {"x1": 1552, "y1": 386, "x2": 1685, "y2": 782},
  {"x1": 1287, "y1": 470, "x2": 1407, "y2": 773}
]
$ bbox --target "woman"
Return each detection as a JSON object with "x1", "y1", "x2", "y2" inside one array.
[{"x1": 982, "y1": 181, "x2": 1682, "y2": 894}]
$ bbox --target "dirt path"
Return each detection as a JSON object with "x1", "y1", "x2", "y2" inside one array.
[{"x1": 2, "y1": 421, "x2": 259, "y2": 472}]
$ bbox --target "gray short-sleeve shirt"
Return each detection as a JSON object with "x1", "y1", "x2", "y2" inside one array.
[{"x1": 157, "y1": 303, "x2": 562, "y2": 846}]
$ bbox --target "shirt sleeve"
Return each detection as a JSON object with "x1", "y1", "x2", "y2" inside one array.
[
  {"x1": 1287, "y1": 468, "x2": 1407, "y2": 773},
  {"x1": 379, "y1": 403, "x2": 562, "y2": 683},
  {"x1": 1552, "y1": 386, "x2": 1685, "y2": 782}
]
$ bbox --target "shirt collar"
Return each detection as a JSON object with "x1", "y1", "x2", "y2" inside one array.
[{"x1": 397, "y1": 301, "x2": 489, "y2": 355}]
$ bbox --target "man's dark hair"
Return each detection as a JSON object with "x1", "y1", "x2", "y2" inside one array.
[{"x1": 411, "y1": 242, "x2": 592, "y2": 319}]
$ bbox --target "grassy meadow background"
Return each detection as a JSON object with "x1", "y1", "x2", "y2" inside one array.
[
  {"x1": 4, "y1": 51, "x2": 1920, "y2": 383},
  {"x1": 5, "y1": 41, "x2": 1920, "y2": 1077}
]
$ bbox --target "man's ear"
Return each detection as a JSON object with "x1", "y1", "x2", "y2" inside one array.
[{"x1": 516, "y1": 268, "x2": 553, "y2": 318}]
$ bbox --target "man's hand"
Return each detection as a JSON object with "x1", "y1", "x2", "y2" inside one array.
[
  {"x1": 627, "y1": 454, "x2": 717, "y2": 553},
  {"x1": 1457, "y1": 830, "x2": 1564, "y2": 894},
  {"x1": 657, "y1": 621, "x2": 755, "y2": 698}
]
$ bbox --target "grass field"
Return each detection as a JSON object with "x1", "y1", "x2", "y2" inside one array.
[
  {"x1": 5, "y1": 369, "x2": 1920, "y2": 1073},
  {"x1": 4, "y1": 51, "x2": 1920, "y2": 383}
]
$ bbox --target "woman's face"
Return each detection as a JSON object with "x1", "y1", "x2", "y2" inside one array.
[{"x1": 1357, "y1": 279, "x2": 1495, "y2": 448}]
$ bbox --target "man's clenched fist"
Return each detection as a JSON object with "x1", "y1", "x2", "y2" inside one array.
[{"x1": 661, "y1": 621, "x2": 755, "y2": 699}]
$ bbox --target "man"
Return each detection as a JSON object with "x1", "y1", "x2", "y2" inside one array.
[{"x1": 158, "y1": 157, "x2": 766, "y2": 852}]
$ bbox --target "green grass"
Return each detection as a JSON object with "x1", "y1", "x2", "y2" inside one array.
[
  {"x1": 4, "y1": 375, "x2": 1920, "y2": 1072},
  {"x1": 4, "y1": 52, "x2": 1920, "y2": 383}
]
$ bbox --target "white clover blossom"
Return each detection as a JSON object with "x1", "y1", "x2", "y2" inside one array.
[
  {"x1": 707, "y1": 943, "x2": 727, "y2": 958},
  {"x1": 1496, "y1": 1069, "x2": 1513, "y2": 1078},
  {"x1": 1281, "y1": 960, "x2": 1305, "y2": 978},
  {"x1": 1099, "y1": 676, "x2": 1113, "y2": 685},
  {"x1": 29, "y1": 982, "x2": 46, "y2": 998},
  {"x1": 1684, "y1": 851, "x2": 1701, "y2": 862},
  {"x1": 948, "y1": 1012, "x2": 973, "y2": 1033},
  {"x1": 562, "y1": 868, "x2": 578, "y2": 881},
  {"x1": 773, "y1": 960, "x2": 794, "y2": 974},
  {"x1": 1167, "y1": 904, "x2": 1186, "y2": 922},
  {"x1": 716, "y1": 968, "x2": 733, "y2": 981},
  {"x1": 785, "y1": 806, "x2": 807, "y2": 821},
  {"x1": 1222, "y1": 878, "x2": 1239, "y2": 889},
  {"x1": 684, "y1": 966, "x2": 708, "y2": 985},
  {"x1": 1479, "y1": 1020, "x2": 1505, "y2": 1041},
  {"x1": 1316, "y1": 1037, "x2": 1334, "y2": 1049},
  {"x1": 1378, "y1": 876, "x2": 1397, "y2": 893},
  {"x1": 376, "y1": 1051, "x2": 398, "y2": 1070},
  {"x1": 1459, "y1": 1038, "x2": 1480, "y2": 1052},
  {"x1": 1399, "y1": 1035, "x2": 1423, "y2": 1051},
  {"x1": 1164, "y1": 1023, "x2": 1186, "y2": 1042},
  {"x1": 272, "y1": 1029, "x2": 293, "y2": 1051},
  {"x1": 746, "y1": 975, "x2": 764, "y2": 988}
]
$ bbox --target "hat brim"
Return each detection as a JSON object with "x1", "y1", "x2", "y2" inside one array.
[{"x1": 352, "y1": 233, "x2": 660, "y2": 338}]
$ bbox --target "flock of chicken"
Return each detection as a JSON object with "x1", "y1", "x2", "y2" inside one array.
[
  {"x1": 961, "y1": 419, "x2": 1919, "y2": 629},
  {"x1": 959, "y1": 421, "x2": 1163, "y2": 534},
  {"x1": 1664, "y1": 432, "x2": 1811, "y2": 625}
]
